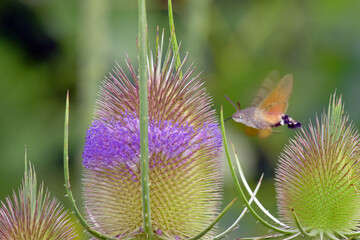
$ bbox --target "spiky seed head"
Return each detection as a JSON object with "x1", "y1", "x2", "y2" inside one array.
[
  {"x1": 82, "y1": 38, "x2": 223, "y2": 239},
  {"x1": 275, "y1": 94, "x2": 360, "y2": 238},
  {"x1": 0, "y1": 163, "x2": 77, "y2": 240}
]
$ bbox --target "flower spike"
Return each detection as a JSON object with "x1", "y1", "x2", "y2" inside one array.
[
  {"x1": 0, "y1": 149, "x2": 77, "y2": 239},
  {"x1": 276, "y1": 93, "x2": 360, "y2": 238},
  {"x1": 82, "y1": 34, "x2": 223, "y2": 239}
]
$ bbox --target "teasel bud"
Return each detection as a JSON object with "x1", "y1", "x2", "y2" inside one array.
[
  {"x1": 0, "y1": 162, "x2": 77, "y2": 239},
  {"x1": 275, "y1": 94, "x2": 360, "y2": 238},
  {"x1": 82, "y1": 38, "x2": 223, "y2": 239}
]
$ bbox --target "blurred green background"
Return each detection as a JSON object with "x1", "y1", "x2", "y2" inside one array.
[{"x1": 1, "y1": 0, "x2": 359, "y2": 238}]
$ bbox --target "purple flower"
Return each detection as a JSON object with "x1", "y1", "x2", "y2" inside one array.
[{"x1": 82, "y1": 39, "x2": 223, "y2": 239}]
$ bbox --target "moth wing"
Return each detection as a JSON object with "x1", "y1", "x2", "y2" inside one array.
[
  {"x1": 251, "y1": 71, "x2": 279, "y2": 107},
  {"x1": 245, "y1": 126, "x2": 273, "y2": 139},
  {"x1": 258, "y1": 129, "x2": 273, "y2": 139},
  {"x1": 258, "y1": 74, "x2": 293, "y2": 118},
  {"x1": 259, "y1": 102, "x2": 289, "y2": 124},
  {"x1": 245, "y1": 126, "x2": 260, "y2": 137}
]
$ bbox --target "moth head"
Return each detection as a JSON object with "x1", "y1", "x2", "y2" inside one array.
[
  {"x1": 231, "y1": 108, "x2": 258, "y2": 129},
  {"x1": 224, "y1": 95, "x2": 242, "y2": 122},
  {"x1": 232, "y1": 110, "x2": 247, "y2": 124}
]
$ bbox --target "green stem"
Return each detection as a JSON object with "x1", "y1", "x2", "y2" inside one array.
[
  {"x1": 234, "y1": 145, "x2": 286, "y2": 227},
  {"x1": 168, "y1": 0, "x2": 182, "y2": 78},
  {"x1": 219, "y1": 106, "x2": 294, "y2": 235},
  {"x1": 214, "y1": 175, "x2": 263, "y2": 240},
  {"x1": 63, "y1": 91, "x2": 117, "y2": 240},
  {"x1": 138, "y1": 0, "x2": 153, "y2": 239}
]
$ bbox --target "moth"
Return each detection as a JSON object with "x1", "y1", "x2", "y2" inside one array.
[{"x1": 226, "y1": 73, "x2": 301, "y2": 136}]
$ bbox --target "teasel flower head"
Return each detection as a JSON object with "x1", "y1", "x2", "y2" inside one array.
[
  {"x1": 0, "y1": 161, "x2": 77, "y2": 239},
  {"x1": 275, "y1": 94, "x2": 360, "y2": 238},
  {"x1": 82, "y1": 37, "x2": 223, "y2": 239}
]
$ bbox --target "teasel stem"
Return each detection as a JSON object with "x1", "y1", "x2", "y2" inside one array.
[
  {"x1": 214, "y1": 174, "x2": 263, "y2": 240},
  {"x1": 219, "y1": 106, "x2": 295, "y2": 235},
  {"x1": 138, "y1": 0, "x2": 153, "y2": 239},
  {"x1": 168, "y1": 0, "x2": 182, "y2": 77},
  {"x1": 63, "y1": 91, "x2": 116, "y2": 240},
  {"x1": 234, "y1": 147, "x2": 287, "y2": 227}
]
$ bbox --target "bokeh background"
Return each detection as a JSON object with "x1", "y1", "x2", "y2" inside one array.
[{"x1": 1, "y1": 0, "x2": 360, "y2": 238}]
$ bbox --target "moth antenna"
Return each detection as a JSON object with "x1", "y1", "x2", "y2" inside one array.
[
  {"x1": 225, "y1": 95, "x2": 240, "y2": 111},
  {"x1": 237, "y1": 101, "x2": 241, "y2": 110}
]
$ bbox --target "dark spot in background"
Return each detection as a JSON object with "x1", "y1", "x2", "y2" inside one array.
[
  {"x1": 0, "y1": 1, "x2": 58, "y2": 61},
  {"x1": 255, "y1": 145, "x2": 274, "y2": 179}
]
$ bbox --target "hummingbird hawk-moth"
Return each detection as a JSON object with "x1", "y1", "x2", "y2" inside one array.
[{"x1": 226, "y1": 73, "x2": 301, "y2": 136}]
